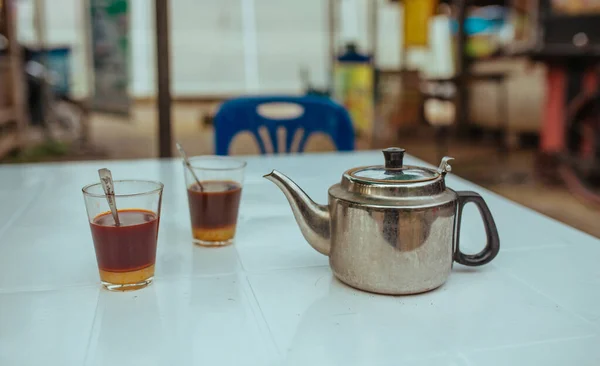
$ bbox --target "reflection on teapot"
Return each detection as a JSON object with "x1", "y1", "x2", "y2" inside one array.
[
  {"x1": 264, "y1": 148, "x2": 500, "y2": 295},
  {"x1": 371, "y1": 205, "x2": 454, "y2": 250}
]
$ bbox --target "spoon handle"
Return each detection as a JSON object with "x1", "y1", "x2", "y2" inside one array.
[
  {"x1": 176, "y1": 142, "x2": 204, "y2": 192},
  {"x1": 98, "y1": 168, "x2": 121, "y2": 226}
]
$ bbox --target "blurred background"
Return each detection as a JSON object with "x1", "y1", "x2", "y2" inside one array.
[{"x1": 0, "y1": 0, "x2": 599, "y2": 237}]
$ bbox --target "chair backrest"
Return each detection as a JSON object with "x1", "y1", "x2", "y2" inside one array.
[{"x1": 214, "y1": 95, "x2": 355, "y2": 155}]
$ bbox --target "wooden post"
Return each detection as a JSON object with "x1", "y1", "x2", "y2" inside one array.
[
  {"x1": 0, "y1": 0, "x2": 27, "y2": 158},
  {"x1": 33, "y1": 0, "x2": 50, "y2": 136},
  {"x1": 155, "y1": 0, "x2": 172, "y2": 158},
  {"x1": 9, "y1": 0, "x2": 26, "y2": 140},
  {"x1": 80, "y1": 0, "x2": 93, "y2": 147}
]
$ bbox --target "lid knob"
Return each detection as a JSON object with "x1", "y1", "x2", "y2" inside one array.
[{"x1": 382, "y1": 147, "x2": 405, "y2": 169}]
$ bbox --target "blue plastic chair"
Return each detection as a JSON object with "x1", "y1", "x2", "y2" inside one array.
[{"x1": 214, "y1": 95, "x2": 355, "y2": 155}]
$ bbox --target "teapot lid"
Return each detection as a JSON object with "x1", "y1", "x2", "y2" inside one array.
[
  {"x1": 348, "y1": 148, "x2": 451, "y2": 184},
  {"x1": 351, "y1": 148, "x2": 438, "y2": 183},
  {"x1": 335, "y1": 148, "x2": 455, "y2": 203}
]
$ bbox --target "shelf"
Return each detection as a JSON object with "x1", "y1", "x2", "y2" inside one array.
[
  {"x1": 0, "y1": 107, "x2": 15, "y2": 125},
  {"x1": 0, "y1": 130, "x2": 18, "y2": 159}
]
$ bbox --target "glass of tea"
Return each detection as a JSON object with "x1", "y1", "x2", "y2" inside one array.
[
  {"x1": 82, "y1": 180, "x2": 163, "y2": 291},
  {"x1": 183, "y1": 156, "x2": 246, "y2": 247}
]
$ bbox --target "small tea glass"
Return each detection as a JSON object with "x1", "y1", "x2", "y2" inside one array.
[
  {"x1": 183, "y1": 156, "x2": 246, "y2": 247},
  {"x1": 82, "y1": 180, "x2": 164, "y2": 291}
]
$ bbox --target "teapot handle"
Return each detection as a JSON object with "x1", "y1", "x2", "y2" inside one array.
[{"x1": 454, "y1": 191, "x2": 500, "y2": 266}]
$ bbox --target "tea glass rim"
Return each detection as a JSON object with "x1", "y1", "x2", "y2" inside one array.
[
  {"x1": 187, "y1": 155, "x2": 247, "y2": 171},
  {"x1": 82, "y1": 179, "x2": 164, "y2": 198}
]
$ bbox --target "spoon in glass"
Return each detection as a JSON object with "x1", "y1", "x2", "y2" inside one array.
[
  {"x1": 176, "y1": 142, "x2": 204, "y2": 192},
  {"x1": 98, "y1": 168, "x2": 121, "y2": 226}
]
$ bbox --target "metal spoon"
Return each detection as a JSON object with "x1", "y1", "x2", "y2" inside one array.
[
  {"x1": 98, "y1": 168, "x2": 121, "y2": 226},
  {"x1": 176, "y1": 142, "x2": 204, "y2": 192}
]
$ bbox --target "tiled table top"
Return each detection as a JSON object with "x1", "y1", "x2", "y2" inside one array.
[{"x1": 0, "y1": 151, "x2": 598, "y2": 366}]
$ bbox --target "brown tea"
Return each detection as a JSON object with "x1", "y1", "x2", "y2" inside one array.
[
  {"x1": 90, "y1": 209, "x2": 159, "y2": 287},
  {"x1": 187, "y1": 180, "x2": 242, "y2": 244}
]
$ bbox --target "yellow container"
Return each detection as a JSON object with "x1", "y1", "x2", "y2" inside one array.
[
  {"x1": 403, "y1": 0, "x2": 438, "y2": 47},
  {"x1": 333, "y1": 59, "x2": 375, "y2": 138}
]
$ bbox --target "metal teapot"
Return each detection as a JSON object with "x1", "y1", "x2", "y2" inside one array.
[{"x1": 264, "y1": 147, "x2": 500, "y2": 295}]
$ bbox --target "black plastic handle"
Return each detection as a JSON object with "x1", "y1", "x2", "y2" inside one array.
[{"x1": 454, "y1": 191, "x2": 500, "y2": 266}]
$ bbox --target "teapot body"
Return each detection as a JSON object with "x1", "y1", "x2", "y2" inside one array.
[
  {"x1": 264, "y1": 148, "x2": 500, "y2": 296},
  {"x1": 328, "y1": 185, "x2": 458, "y2": 294}
]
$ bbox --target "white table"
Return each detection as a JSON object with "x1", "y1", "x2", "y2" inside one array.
[{"x1": 1, "y1": 151, "x2": 599, "y2": 366}]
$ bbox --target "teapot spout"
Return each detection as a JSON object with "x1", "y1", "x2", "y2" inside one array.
[{"x1": 263, "y1": 170, "x2": 331, "y2": 256}]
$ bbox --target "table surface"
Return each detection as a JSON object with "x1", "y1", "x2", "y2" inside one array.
[{"x1": 1, "y1": 151, "x2": 599, "y2": 366}]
